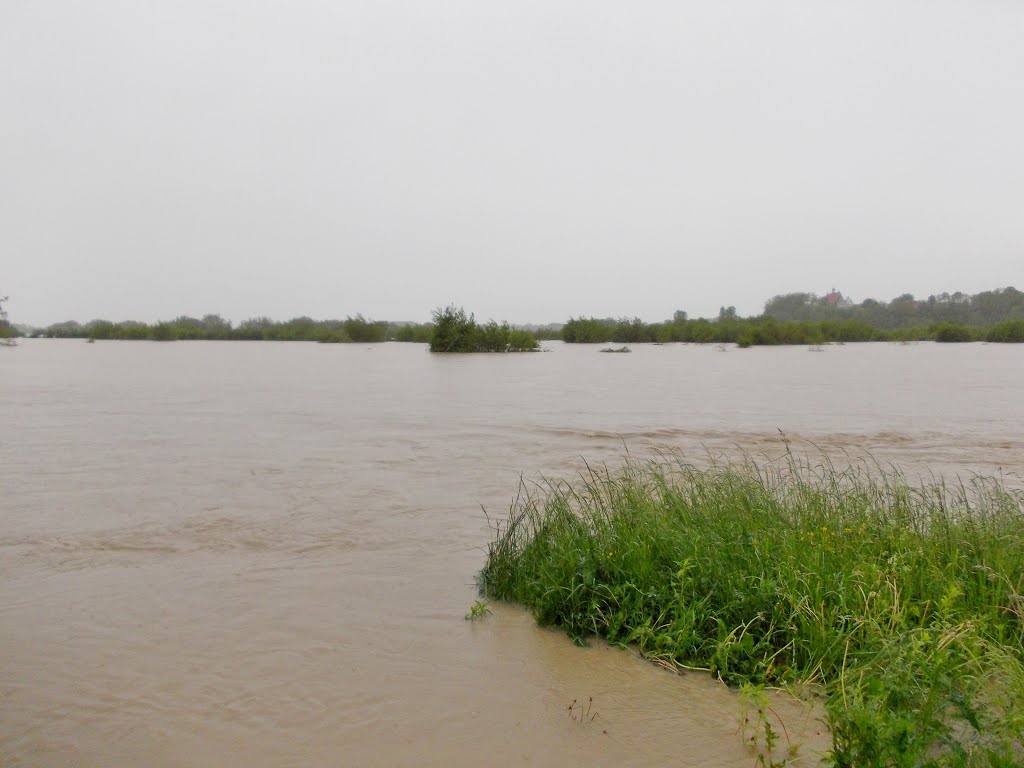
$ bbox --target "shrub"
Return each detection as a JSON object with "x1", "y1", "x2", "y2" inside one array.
[
  {"x1": 429, "y1": 305, "x2": 480, "y2": 352},
  {"x1": 932, "y1": 322, "x2": 976, "y2": 342},
  {"x1": 986, "y1": 319, "x2": 1024, "y2": 343},
  {"x1": 562, "y1": 317, "x2": 614, "y2": 343},
  {"x1": 429, "y1": 305, "x2": 538, "y2": 352}
]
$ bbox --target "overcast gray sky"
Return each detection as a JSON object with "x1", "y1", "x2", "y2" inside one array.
[{"x1": 2, "y1": 0, "x2": 1022, "y2": 326}]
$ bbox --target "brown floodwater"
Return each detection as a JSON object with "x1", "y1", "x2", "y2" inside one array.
[{"x1": 1, "y1": 339, "x2": 1021, "y2": 766}]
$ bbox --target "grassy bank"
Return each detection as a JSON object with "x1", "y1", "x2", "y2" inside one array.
[{"x1": 480, "y1": 452, "x2": 1024, "y2": 765}]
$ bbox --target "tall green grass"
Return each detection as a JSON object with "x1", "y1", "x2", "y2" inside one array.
[{"x1": 480, "y1": 451, "x2": 1024, "y2": 765}]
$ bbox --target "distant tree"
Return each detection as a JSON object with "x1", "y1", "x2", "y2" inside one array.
[
  {"x1": 167, "y1": 316, "x2": 205, "y2": 340},
  {"x1": 932, "y1": 322, "x2": 975, "y2": 342},
  {"x1": 343, "y1": 314, "x2": 388, "y2": 343},
  {"x1": 0, "y1": 295, "x2": 15, "y2": 342},
  {"x1": 201, "y1": 314, "x2": 233, "y2": 338},
  {"x1": 763, "y1": 293, "x2": 817, "y2": 322},
  {"x1": 430, "y1": 305, "x2": 479, "y2": 352},
  {"x1": 238, "y1": 317, "x2": 274, "y2": 340},
  {"x1": 86, "y1": 319, "x2": 117, "y2": 339},
  {"x1": 613, "y1": 317, "x2": 652, "y2": 343},
  {"x1": 986, "y1": 319, "x2": 1024, "y2": 343},
  {"x1": 150, "y1": 322, "x2": 177, "y2": 341},
  {"x1": 429, "y1": 305, "x2": 537, "y2": 352},
  {"x1": 43, "y1": 320, "x2": 84, "y2": 338},
  {"x1": 391, "y1": 323, "x2": 433, "y2": 343},
  {"x1": 889, "y1": 294, "x2": 919, "y2": 327},
  {"x1": 562, "y1": 317, "x2": 614, "y2": 343}
]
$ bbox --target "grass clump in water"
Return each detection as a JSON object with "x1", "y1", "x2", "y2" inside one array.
[{"x1": 479, "y1": 451, "x2": 1024, "y2": 766}]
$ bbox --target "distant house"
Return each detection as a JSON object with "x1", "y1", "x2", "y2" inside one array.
[{"x1": 824, "y1": 288, "x2": 851, "y2": 308}]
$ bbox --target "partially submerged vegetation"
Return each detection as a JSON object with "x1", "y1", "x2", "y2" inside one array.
[
  {"x1": 562, "y1": 314, "x2": 1024, "y2": 346},
  {"x1": 18, "y1": 286, "x2": 1024, "y2": 345},
  {"x1": 563, "y1": 286, "x2": 1024, "y2": 345},
  {"x1": 429, "y1": 305, "x2": 539, "y2": 352},
  {"x1": 34, "y1": 314, "x2": 433, "y2": 343},
  {"x1": 764, "y1": 286, "x2": 1024, "y2": 328},
  {"x1": 0, "y1": 295, "x2": 15, "y2": 346},
  {"x1": 480, "y1": 451, "x2": 1024, "y2": 765}
]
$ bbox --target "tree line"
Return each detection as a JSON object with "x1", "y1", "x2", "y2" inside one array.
[
  {"x1": 31, "y1": 314, "x2": 434, "y2": 343},
  {"x1": 8, "y1": 285, "x2": 1024, "y2": 345},
  {"x1": 0, "y1": 295, "x2": 15, "y2": 343},
  {"x1": 763, "y1": 286, "x2": 1024, "y2": 328},
  {"x1": 562, "y1": 314, "x2": 1024, "y2": 345},
  {"x1": 562, "y1": 286, "x2": 1024, "y2": 345}
]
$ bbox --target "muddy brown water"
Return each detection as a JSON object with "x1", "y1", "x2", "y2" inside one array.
[{"x1": 2, "y1": 340, "x2": 1021, "y2": 766}]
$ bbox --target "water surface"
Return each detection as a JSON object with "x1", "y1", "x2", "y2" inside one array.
[{"x1": 2, "y1": 340, "x2": 1021, "y2": 766}]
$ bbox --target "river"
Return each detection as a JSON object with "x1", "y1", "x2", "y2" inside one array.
[{"x1": 2, "y1": 339, "x2": 1021, "y2": 766}]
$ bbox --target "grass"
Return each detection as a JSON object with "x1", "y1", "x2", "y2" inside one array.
[{"x1": 479, "y1": 449, "x2": 1024, "y2": 766}]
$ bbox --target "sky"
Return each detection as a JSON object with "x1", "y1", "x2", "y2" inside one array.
[{"x1": 2, "y1": 0, "x2": 1022, "y2": 327}]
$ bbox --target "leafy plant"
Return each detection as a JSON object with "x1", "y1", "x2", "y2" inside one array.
[
  {"x1": 739, "y1": 684, "x2": 800, "y2": 767},
  {"x1": 465, "y1": 599, "x2": 492, "y2": 621}
]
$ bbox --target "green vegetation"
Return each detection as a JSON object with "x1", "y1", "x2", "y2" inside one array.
[
  {"x1": 0, "y1": 295, "x2": 16, "y2": 344},
  {"x1": 22, "y1": 286, "x2": 1024, "y2": 345},
  {"x1": 561, "y1": 315, "x2": 1021, "y2": 346},
  {"x1": 464, "y1": 599, "x2": 492, "y2": 621},
  {"x1": 563, "y1": 287, "x2": 1024, "y2": 345},
  {"x1": 391, "y1": 323, "x2": 433, "y2": 343},
  {"x1": 931, "y1": 322, "x2": 977, "y2": 343},
  {"x1": 35, "y1": 314, "x2": 427, "y2": 343},
  {"x1": 480, "y1": 452, "x2": 1024, "y2": 765},
  {"x1": 764, "y1": 287, "x2": 1024, "y2": 328},
  {"x1": 986, "y1": 320, "x2": 1024, "y2": 344},
  {"x1": 429, "y1": 305, "x2": 539, "y2": 352}
]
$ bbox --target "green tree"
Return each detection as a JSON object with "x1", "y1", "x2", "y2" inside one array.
[
  {"x1": 562, "y1": 317, "x2": 614, "y2": 343},
  {"x1": 986, "y1": 319, "x2": 1024, "y2": 343},
  {"x1": 343, "y1": 314, "x2": 388, "y2": 343},
  {"x1": 430, "y1": 305, "x2": 478, "y2": 352},
  {"x1": 429, "y1": 305, "x2": 538, "y2": 352},
  {"x1": 0, "y1": 295, "x2": 15, "y2": 341}
]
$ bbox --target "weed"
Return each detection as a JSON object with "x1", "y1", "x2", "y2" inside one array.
[
  {"x1": 465, "y1": 599, "x2": 492, "y2": 621},
  {"x1": 739, "y1": 684, "x2": 799, "y2": 767}
]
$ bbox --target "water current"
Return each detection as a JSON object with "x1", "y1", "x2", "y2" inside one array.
[{"x1": 2, "y1": 339, "x2": 1021, "y2": 766}]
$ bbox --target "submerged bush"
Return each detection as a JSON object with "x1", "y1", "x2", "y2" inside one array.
[
  {"x1": 931, "y1": 322, "x2": 977, "y2": 343},
  {"x1": 391, "y1": 323, "x2": 433, "y2": 343},
  {"x1": 562, "y1": 317, "x2": 615, "y2": 343},
  {"x1": 986, "y1": 319, "x2": 1024, "y2": 343},
  {"x1": 480, "y1": 452, "x2": 1024, "y2": 765},
  {"x1": 429, "y1": 305, "x2": 538, "y2": 352}
]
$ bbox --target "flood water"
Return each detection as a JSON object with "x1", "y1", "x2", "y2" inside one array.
[{"x1": 2, "y1": 340, "x2": 1021, "y2": 766}]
